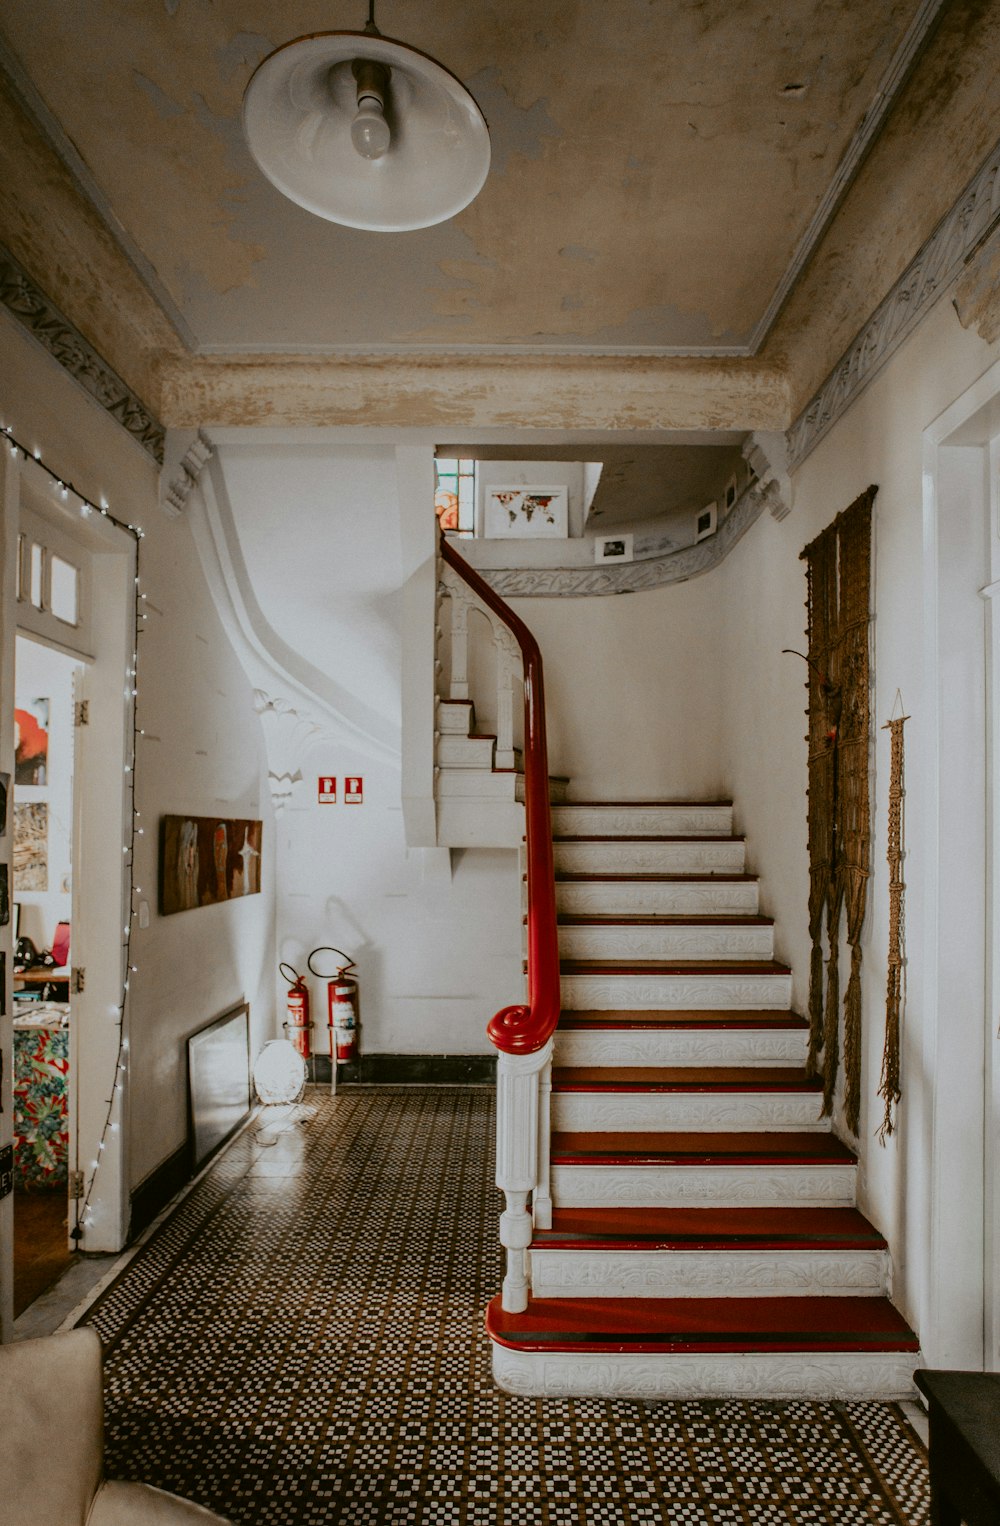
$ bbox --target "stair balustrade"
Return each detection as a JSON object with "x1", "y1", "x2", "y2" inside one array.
[{"x1": 438, "y1": 536, "x2": 560, "y2": 1312}]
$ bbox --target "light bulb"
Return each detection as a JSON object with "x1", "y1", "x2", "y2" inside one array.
[
  {"x1": 351, "y1": 99, "x2": 390, "y2": 159},
  {"x1": 350, "y1": 59, "x2": 391, "y2": 161}
]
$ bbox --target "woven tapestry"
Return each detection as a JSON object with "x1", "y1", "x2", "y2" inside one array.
[{"x1": 801, "y1": 486, "x2": 876, "y2": 1134}]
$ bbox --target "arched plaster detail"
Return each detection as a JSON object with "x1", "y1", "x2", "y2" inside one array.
[{"x1": 187, "y1": 449, "x2": 400, "y2": 791}]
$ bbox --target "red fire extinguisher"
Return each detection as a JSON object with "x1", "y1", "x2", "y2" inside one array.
[
  {"x1": 279, "y1": 961, "x2": 312, "y2": 1059},
  {"x1": 308, "y1": 946, "x2": 359, "y2": 1064}
]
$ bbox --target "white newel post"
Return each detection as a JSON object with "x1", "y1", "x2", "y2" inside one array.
[{"x1": 496, "y1": 1039, "x2": 554, "y2": 1311}]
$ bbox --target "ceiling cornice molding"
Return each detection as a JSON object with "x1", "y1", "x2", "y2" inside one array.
[
  {"x1": 159, "y1": 353, "x2": 789, "y2": 434},
  {"x1": 786, "y1": 136, "x2": 1000, "y2": 469},
  {"x1": 746, "y1": 0, "x2": 950, "y2": 354},
  {"x1": 476, "y1": 475, "x2": 775, "y2": 599},
  {"x1": 0, "y1": 243, "x2": 166, "y2": 463}
]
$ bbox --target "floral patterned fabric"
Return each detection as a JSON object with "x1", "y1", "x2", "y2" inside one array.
[{"x1": 13, "y1": 1023, "x2": 69, "y2": 1188}]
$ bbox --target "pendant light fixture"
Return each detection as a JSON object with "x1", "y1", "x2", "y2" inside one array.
[{"x1": 242, "y1": 2, "x2": 491, "y2": 232}]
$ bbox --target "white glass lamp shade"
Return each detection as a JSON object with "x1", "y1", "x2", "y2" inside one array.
[
  {"x1": 253, "y1": 1039, "x2": 307, "y2": 1105},
  {"x1": 242, "y1": 31, "x2": 491, "y2": 232}
]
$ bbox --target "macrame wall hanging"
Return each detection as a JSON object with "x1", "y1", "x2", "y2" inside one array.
[
  {"x1": 800, "y1": 485, "x2": 876, "y2": 1136},
  {"x1": 879, "y1": 701, "x2": 908, "y2": 1142}
]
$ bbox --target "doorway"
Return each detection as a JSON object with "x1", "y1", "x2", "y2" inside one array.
[
  {"x1": 1, "y1": 448, "x2": 136, "y2": 1341},
  {"x1": 923, "y1": 354, "x2": 1000, "y2": 1372},
  {"x1": 11, "y1": 635, "x2": 84, "y2": 1315}
]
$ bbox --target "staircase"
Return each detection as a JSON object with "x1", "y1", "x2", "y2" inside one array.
[{"x1": 486, "y1": 799, "x2": 919, "y2": 1399}]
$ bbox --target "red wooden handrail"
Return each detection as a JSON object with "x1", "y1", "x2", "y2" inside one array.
[{"x1": 440, "y1": 534, "x2": 561, "y2": 1055}]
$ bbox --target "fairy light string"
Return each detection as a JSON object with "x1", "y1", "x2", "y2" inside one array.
[{"x1": 2, "y1": 423, "x2": 145, "y2": 1246}]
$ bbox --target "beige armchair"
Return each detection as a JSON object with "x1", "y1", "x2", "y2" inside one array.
[{"x1": 0, "y1": 1327, "x2": 231, "y2": 1524}]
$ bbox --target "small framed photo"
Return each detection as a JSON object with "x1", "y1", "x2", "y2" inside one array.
[
  {"x1": 594, "y1": 533, "x2": 634, "y2": 565},
  {"x1": 484, "y1": 485, "x2": 568, "y2": 539},
  {"x1": 695, "y1": 502, "x2": 717, "y2": 543},
  {"x1": 0, "y1": 772, "x2": 8, "y2": 835}
]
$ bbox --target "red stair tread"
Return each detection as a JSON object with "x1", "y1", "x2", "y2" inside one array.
[
  {"x1": 535, "y1": 1205, "x2": 886, "y2": 1251},
  {"x1": 559, "y1": 1009, "x2": 807, "y2": 1030},
  {"x1": 557, "y1": 914, "x2": 773, "y2": 927},
  {"x1": 551, "y1": 1130, "x2": 855, "y2": 1165},
  {"x1": 560, "y1": 958, "x2": 791, "y2": 975},
  {"x1": 551, "y1": 1065, "x2": 821, "y2": 1093},
  {"x1": 485, "y1": 1294, "x2": 917, "y2": 1354}
]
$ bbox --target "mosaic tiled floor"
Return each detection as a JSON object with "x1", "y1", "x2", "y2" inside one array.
[{"x1": 80, "y1": 1087, "x2": 929, "y2": 1525}]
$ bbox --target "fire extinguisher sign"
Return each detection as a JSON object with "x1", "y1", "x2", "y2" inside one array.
[
  {"x1": 345, "y1": 776, "x2": 364, "y2": 805},
  {"x1": 318, "y1": 777, "x2": 337, "y2": 804}
]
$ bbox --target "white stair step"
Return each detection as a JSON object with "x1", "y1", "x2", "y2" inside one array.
[
  {"x1": 553, "y1": 1020, "x2": 809, "y2": 1068},
  {"x1": 550, "y1": 803, "x2": 734, "y2": 838},
  {"x1": 436, "y1": 699, "x2": 475, "y2": 734},
  {"x1": 529, "y1": 1246, "x2": 888, "y2": 1300},
  {"x1": 529, "y1": 1204, "x2": 888, "y2": 1300},
  {"x1": 491, "y1": 1345, "x2": 917, "y2": 1400},
  {"x1": 436, "y1": 734, "x2": 497, "y2": 768},
  {"x1": 551, "y1": 1090, "x2": 824, "y2": 1133},
  {"x1": 557, "y1": 920, "x2": 775, "y2": 962},
  {"x1": 551, "y1": 1160, "x2": 857, "y2": 1208},
  {"x1": 437, "y1": 768, "x2": 520, "y2": 800},
  {"x1": 560, "y1": 966, "x2": 793, "y2": 1011},
  {"x1": 553, "y1": 839, "x2": 747, "y2": 876},
  {"x1": 555, "y1": 876, "x2": 760, "y2": 916}
]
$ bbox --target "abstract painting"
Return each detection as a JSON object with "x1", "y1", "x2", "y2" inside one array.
[
  {"x1": 13, "y1": 802, "x2": 48, "y2": 890},
  {"x1": 484, "y1": 485, "x2": 569, "y2": 538},
  {"x1": 160, "y1": 815, "x2": 263, "y2": 916},
  {"x1": 15, "y1": 698, "x2": 49, "y2": 786}
]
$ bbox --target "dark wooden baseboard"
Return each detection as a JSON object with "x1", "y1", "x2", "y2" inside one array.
[
  {"x1": 309, "y1": 1053, "x2": 496, "y2": 1085},
  {"x1": 128, "y1": 1140, "x2": 191, "y2": 1241}
]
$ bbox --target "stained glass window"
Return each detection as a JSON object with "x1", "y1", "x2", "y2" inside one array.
[{"x1": 435, "y1": 458, "x2": 476, "y2": 537}]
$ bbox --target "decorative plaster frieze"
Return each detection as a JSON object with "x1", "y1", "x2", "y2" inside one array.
[
  {"x1": 0, "y1": 244, "x2": 165, "y2": 463},
  {"x1": 160, "y1": 429, "x2": 214, "y2": 518},
  {"x1": 787, "y1": 138, "x2": 1000, "y2": 467},
  {"x1": 479, "y1": 474, "x2": 778, "y2": 598}
]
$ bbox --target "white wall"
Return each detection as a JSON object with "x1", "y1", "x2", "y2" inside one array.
[
  {"x1": 13, "y1": 636, "x2": 79, "y2": 952},
  {"x1": 277, "y1": 739, "x2": 522, "y2": 1057},
  {"x1": 714, "y1": 295, "x2": 1000, "y2": 1356},
  {"x1": 509, "y1": 576, "x2": 726, "y2": 802},
  {"x1": 0, "y1": 313, "x2": 276, "y2": 1229}
]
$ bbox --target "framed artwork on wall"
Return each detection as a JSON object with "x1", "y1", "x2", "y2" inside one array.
[
  {"x1": 594, "y1": 533, "x2": 634, "y2": 565},
  {"x1": 13, "y1": 802, "x2": 48, "y2": 890},
  {"x1": 484, "y1": 485, "x2": 569, "y2": 539},
  {"x1": 160, "y1": 815, "x2": 263, "y2": 915},
  {"x1": 14, "y1": 699, "x2": 49, "y2": 786}
]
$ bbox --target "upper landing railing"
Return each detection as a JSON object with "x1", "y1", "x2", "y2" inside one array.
[{"x1": 439, "y1": 534, "x2": 560, "y2": 1310}]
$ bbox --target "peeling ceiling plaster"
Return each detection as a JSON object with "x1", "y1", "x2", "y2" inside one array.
[{"x1": 0, "y1": 0, "x2": 928, "y2": 356}]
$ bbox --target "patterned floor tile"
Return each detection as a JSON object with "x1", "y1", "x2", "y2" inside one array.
[{"x1": 80, "y1": 1087, "x2": 929, "y2": 1525}]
